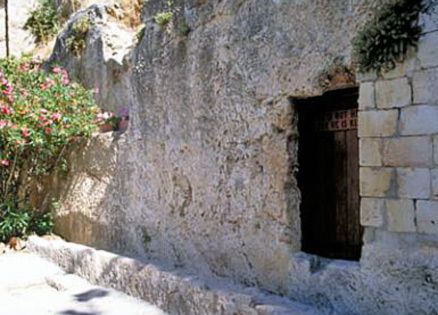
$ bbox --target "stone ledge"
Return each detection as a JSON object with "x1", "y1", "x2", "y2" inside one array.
[{"x1": 26, "y1": 236, "x2": 322, "y2": 315}]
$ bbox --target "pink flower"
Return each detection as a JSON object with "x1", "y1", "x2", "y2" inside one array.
[
  {"x1": 1, "y1": 160, "x2": 9, "y2": 167},
  {"x1": 52, "y1": 66, "x2": 62, "y2": 74},
  {"x1": 21, "y1": 127, "x2": 30, "y2": 138},
  {"x1": 1, "y1": 78, "x2": 13, "y2": 101},
  {"x1": 20, "y1": 88, "x2": 29, "y2": 97},
  {"x1": 40, "y1": 108, "x2": 48, "y2": 114},
  {"x1": 19, "y1": 63, "x2": 30, "y2": 72},
  {"x1": 0, "y1": 120, "x2": 6, "y2": 129},
  {"x1": 40, "y1": 78, "x2": 55, "y2": 90},
  {"x1": 1, "y1": 106, "x2": 12, "y2": 115},
  {"x1": 38, "y1": 117, "x2": 52, "y2": 127},
  {"x1": 96, "y1": 111, "x2": 113, "y2": 122},
  {"x1": 51, "y1": 112, "x2": 61, "y2": 121},
  {"x1": 44, "y1": 127, "x2": 52, "y2": 135},
  {"x1": 62, "y1": 76, "x2": 70, "y2": 85},
  {"x1": 61, "y1": 69, "x2": 70, "y2": 85},
  {"x1": 96, "y1": 112, "x2": 105, "y2": 121}
]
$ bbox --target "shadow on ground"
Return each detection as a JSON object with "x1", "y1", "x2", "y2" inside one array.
[{"x1": 74, "y1": 289, "x2": 110, "y2": 302}]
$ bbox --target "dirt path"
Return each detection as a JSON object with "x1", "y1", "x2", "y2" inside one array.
[{"x1": 0, "y1": 252, "x2": 167, "y2": 315}]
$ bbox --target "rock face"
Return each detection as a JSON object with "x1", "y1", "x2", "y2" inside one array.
[
  {"x1": 49, "y1": 0, "x2": 373, "y2": 286},
  {"x1": 0, "y1": 0, "x2": 38, "y2": 58},
  {"x1": 41, "y1": 0, "x2": 438, "y2": 314},
  {"x1": 48, "y1": 4, "x2": 135, "y2": 113}
]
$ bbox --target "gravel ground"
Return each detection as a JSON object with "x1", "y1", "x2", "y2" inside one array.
[{"x1": 0, "y1": 252, "x2": 167, "y2": 315}]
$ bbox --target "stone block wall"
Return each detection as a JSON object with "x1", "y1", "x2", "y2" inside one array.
[{"x1": 358, "y1": 23, "x2": 438, "y2": 239}]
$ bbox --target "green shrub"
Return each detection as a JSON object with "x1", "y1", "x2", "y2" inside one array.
[
  {"x1": 28, "y1": 210, "x2": 54, "y2": 236},
  {"x1": 154, "y1": 11, "x2": 173, "y2": 29},
  {"x1": 353, "y1": 0, "x2": 430, "y2": 73},
  {"x1": 0, "y1": 57, "x2": 99, "y2": 240},
  {"x1": 66, "y1": 16, "x2": 91, "y2": 56},
  {"x1": 0, "y1": 200, "x2": 53, "y2": 242},
  {"x1": 25, "y1": 0, "x2": 59, "y2": 43},
  {"x1": 0, "y1": 200, "x2": 31, "y2": 242}
]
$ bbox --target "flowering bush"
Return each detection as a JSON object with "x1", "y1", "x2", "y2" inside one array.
[{"x1": 0, "y1": 57, "x2": 100, "y2": 238}]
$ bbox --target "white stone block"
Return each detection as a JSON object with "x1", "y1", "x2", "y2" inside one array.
[
  {"x1": 386, "y1": 199, "x2": 416, "y2": 233},
  {"x1": 417, "y1": 32, "x2": 438, "y2": 68},
  {"x1": 360, "y1": 167, "x2": 394, "y2": 197},
  {"x1": 417, "y1": 200, "x2": 438, "y2": 234},
  {"x1": 434, "y1": 136, "x2": 438, "y2": 165},
  {"x1": 397, "y1": 168, "x2": 430, "y2": 199},
  {"x1": 356, "y1": 71, "x2": 378, "y2": 82},
  {"x1": 359, "y1": 82, "x2": 375, "y2": 110},
  {"x1": 358, "y1": 110, "x2": 398, "y2": 137},
  {"x1": 412, "y1": 68, "x2": 438, "y2": 105},
  {"x1": 382, "y1": 136, "x2": 432, "y2": 167},
  {"x1": 360, "y1": 138, "x2": 382, "y2": 166},
  {"x1": 432, "y1": 169, "x2": 438, "y2": 199},
  {"x1": 400, "y1": 106, "x2": 438, "y2": 135},
  {"x1": 420, "y1": 11, "x2": 438, "y2": 33},
  {"x1": 376, "y1": 78, "x2": 411, "y2": 109},
  {"x1": 360, "y1": 198, "x2": 384, "y2": 227}
]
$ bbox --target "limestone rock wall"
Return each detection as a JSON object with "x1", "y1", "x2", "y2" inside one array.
[
  {"x1": 0, "y1": 0, "x2": 38, "y2": 58},
  {"x1": 48, "y1": 4, "x2": 135, "y2": 113},
  {"x1": 42, "y1": 0, "x2": 438, "y2": 314},
  {"x1": 49, "y1": 0, "x2": 376, "y2": 287}
]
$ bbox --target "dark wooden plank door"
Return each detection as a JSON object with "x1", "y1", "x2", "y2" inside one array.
[{"x1": 297, "y1": 89, "x2": 362, "y2": 260}]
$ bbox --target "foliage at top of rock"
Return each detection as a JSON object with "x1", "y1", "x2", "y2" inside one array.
[
  {"x1": 25, "y1": 0, "x2": 59, "y2": 44},
  {"x1": 66, "y1": 16, "x2": 91, "y2": 56},
  {"x1": 353, "y1": 0, "x2": 431, "y2": 73}
]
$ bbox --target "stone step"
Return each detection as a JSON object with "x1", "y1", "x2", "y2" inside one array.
[{"x1": 27, "y1": 236, "x2": 329, "y2": 315}]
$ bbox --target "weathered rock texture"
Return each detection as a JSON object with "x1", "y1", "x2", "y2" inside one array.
[
  {"x1": 0, "y1": 0, "x2": 38, "y2": 58},
  {"x1": 34, "y1": 1, "x2": 438, "y2": 314},
  {"x1": 48, "y1": 4, "x2": 135, "y2": 113},
  {"x1": 28, "y1": 236, "x2": 322, "y2": 315}
]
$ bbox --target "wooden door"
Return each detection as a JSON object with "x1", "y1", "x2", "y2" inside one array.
[{"x1": 297, "y1": 88, "x2": 362, "y2": 260}]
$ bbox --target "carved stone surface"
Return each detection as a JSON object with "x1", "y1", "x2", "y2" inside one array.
[{"x1": 30, "y1": 1, "x2": 438, "y2": 314}]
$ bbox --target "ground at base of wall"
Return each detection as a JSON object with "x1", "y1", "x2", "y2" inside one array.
[
  {"x1": 0, "y1": 251, "x2": 166, "y2": 315},
  {"x1": 26, "y1": 236, "x2": 328, "y2": 315}
]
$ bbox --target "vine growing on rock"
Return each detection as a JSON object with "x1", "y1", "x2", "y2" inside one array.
[
  {"x1": 0, "y1": 57, "x2": 101, "y2": 241},
  {"x1": 353, "y1": 0, "x2": 433, "y2": 73}
]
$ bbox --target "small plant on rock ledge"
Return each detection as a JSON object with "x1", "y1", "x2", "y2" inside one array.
[
  {"x1": 353, "y1": 0, "x2": 433, "y2": 73},
  {"x1": 66, "y1": 16, "x2": 91, "y2": 56},
  {"x1": 154, "y1": 11, "x2": 174, "y2": 29}
]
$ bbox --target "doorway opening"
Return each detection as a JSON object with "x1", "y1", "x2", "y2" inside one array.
[{"x1": 296, "y1": 87, "x2": 363, "y2": 261}]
